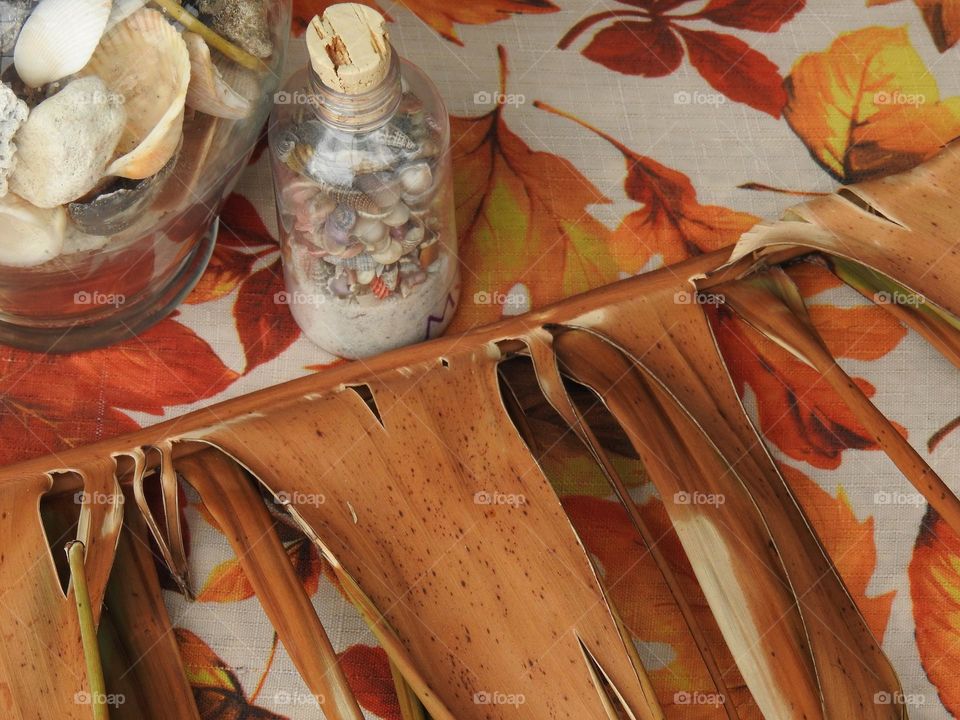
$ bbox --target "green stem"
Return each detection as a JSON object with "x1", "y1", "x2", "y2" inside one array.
[{"x1": 67, "y1": 541, "x2": 109, "y2": 720}]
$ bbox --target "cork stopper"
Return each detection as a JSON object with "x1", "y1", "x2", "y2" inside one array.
[{"x1": 307, "y1": 4, "x2": 391, "y2": 95}]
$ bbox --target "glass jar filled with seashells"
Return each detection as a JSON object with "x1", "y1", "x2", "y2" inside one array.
[
  {"x1": 0, "y1": 0, "x2": 290, "y2": 351},
  {"x1": 268, "y1": 4, "x2": 460, "y2": 359}
]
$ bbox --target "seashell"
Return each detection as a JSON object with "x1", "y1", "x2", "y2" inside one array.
[
  {"x1": 328, "y1": 273, "x2": 351, "y2": 298},
  {"x1": 184, "y1": 33, "x2": 253, "y2": 120},
  {"x1": 317, "y1": 181, "x2": 380, "y2": 213},
  {"x1": 401, "y1": 223, "x2": 425, "y2": 253},
  {"x1": 217, "y1": 58, "x2": 261, "y2": 103},
  {"x1": 370, "y1": 275, "x2": 390, "y2": 300},
  {"x1": 9, "y1": 76, "x2": 125, "y2": 208},
  {"x1": 372, "y1": 239, "x2": 403, "y2": 266},
  {"x1": 322, "y1": 221, "x2": 349, "y2": 251},
  {"x1": 197, "y1": 0, "x2": 273, "y2": 59},
  {"x1": 311, "y1": 146, "x2": 392, "y2": 182},
  {"x1": 61, "y1": 224, "x2": 110, "y2": 255},
  {"x1": 281, "y1": 176, "x2": 321, "y2": 210},
  {"x1": 275, "y1": 131, "x2": 298, "y2": 165},
  {"x1": 153, "y1": 111, "x2": 219, "y2": 211},
  {"x1": 0, "y1": 82, "x2": 28, "y2": 197},
  {"x1": 380, "y1": 262, "x2": 399, "y2": 292},
  {"x1": 0, "y1": 0, "x2": 34, "y2": 56},
  {"x1": 353, "y1": 216, "x2": 386, "y2": 246},
  {"x1": 356, "y1": 268, "x2": 376, "y2": 285},
  {"x1": 399, "y1": 162, "x2": 433, "y2": 194},
  {"x1": 365, "y1": 234, "x2": 390, "y2": 255},
  {"x1": 105, "y1": 0, "x2": 146, "y2": 31},
  {"x1": 402, "y1": 186, "x2": 436, "y2": 211},
  {"x1": 294, "y1": 194, "x2": 336, "y2": 234},
  {"x1": 84, "y1": 9, "x2": 191, "y2": 180},
  {"x1": 379, "y1": 125, "x2": 417, "y2": 152},
  {"x1": 355, "y1": 171, "x2": 401, "y2": 208},
  {"x1": 357, "y1": 204, "x2": 391, "y2": 221},
  {"x1": 0, "y1": 192, "x2": 65, "y2": 266},
  {"x1": 398, "y1": 92, "x2": 425, "y2": 117},
  {"x1": 330, "y1": 204, "x2": 357, "y2": 233},
  {"x1": 324, "y1": 250, "x2": 377, "y2": 273},
  {"x1": 419, "y1": 239, "x2": 440, "y2": 269},
  {"x1": 382, "y1": 202, "x2": 410, "y2": 228},
  {"x1": 14, "y1": 0, "x2": 111, "y2": 87},
  {"x1": 67, "y1": 141, "x2": 180, "y2": 235},
  {"x1": 340, "y1": 241, "x2": 365, "y2": 259}
]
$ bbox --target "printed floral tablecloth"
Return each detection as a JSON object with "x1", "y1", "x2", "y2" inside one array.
[{"x1": 4, "y1": 0, "x2": 960, "y2": 717}]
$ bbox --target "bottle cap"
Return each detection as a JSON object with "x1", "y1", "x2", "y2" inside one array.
[{"x1": 307, "y1": 4, "x2": 391, "y2": 95}]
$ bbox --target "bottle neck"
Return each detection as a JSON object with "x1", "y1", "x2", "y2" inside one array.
[{"x1": 308, "y1": 52, "x2": 402, "y2": 131}]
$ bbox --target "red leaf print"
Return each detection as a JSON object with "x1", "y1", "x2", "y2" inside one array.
[
  {"x1": 0, "y1": 319, "x2": 237, "y2": 465},
  {"x1": 67, "y1": 319, "x2": 239, "y2": 416},
  {"x1": 218, "y1": 194, "x2": 278, "y2": 250},
  {"x1": 677, "y1": 27, "x2": 786, "y2": 116},
  {"x1": 713, "y1": 306, "x2": 906, "y2": 469},
  {"x1": 0, "y1": 397, "x2": 138, "y2": 465},
  {"x1": 698, "y1": 0, "x2": 806, "y2": 32},
  {"x1": 560, "y1": 1, "x2": 799, "y2": 114},
  {"x1": 583, "y1": 20, "x2": 683, "y2": 77},
  {"x1": 338, "y1": 645, "x2": 401, "y2": 720},
  {"x1": 234, "y1": 260, "x2": 300, "y2": 373}
]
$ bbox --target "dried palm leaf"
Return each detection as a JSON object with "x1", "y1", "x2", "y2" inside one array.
[{"x1": 5, "y1": 143, "x2": 960, "y2": 718}]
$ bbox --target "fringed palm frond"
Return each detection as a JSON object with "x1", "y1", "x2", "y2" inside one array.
[{"x1": 5, "y1": 143, "x2": 960, "y2": 719}]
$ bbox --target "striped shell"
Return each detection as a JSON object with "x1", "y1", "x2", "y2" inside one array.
[{"x1": 324, "y1": 250, "x2": 378, "y2": 272}]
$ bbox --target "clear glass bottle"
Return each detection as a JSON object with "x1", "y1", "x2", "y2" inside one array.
[{"x1": 268, "y1": 5, "x2": 459, "y2": 358}]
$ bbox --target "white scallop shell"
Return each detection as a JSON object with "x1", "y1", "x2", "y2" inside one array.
[
  {"x1": 184, "y1": 32, "x2": 253, "y2": 120},
  {"x1": 14, "y1": 0, "x2": 111, "y2": 88},
  {"x1": 354, "y1": 216, "x2": 387, "y2": 246},
  {"x1": 105, "y1": 0, "x2": 146, "y2": 31},
  {"x1": 382, "y1": 202, "x2": 410, "y2": 228},
  {"x1": 9, "y1": 76, "x2": 125, "y2": 208},
  {"x1": 0, "y1": 192, "x2": 65, "y2": 266},
  {"x1": 371, "y1": 239, "x2": 403, "y2": 265},
  {"x1": 84, "y1": 9, "x2": 191, "y2": 180}
]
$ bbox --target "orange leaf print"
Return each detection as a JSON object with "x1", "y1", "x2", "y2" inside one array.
[
  {"x1": 564, "y1": 495, "x2": 759, "y2": 718},
  {"x1": 781, "y1": 465, "x2": 895, "y2": 639},
  {"x1": 448, "y1": 48, "x2": 618, "y2": 332},
  {"x1": 712, "y1": 303, "x2": 907, "y2": 469},
  {"x1": 197, "y1": 539, "x2": 328, "y2": 602},
  {"x1": 175, "y1": 629, "x2": 285, "y2": 719},
  {"x1": 784, "y1": 260, "x2": 843, "y2": 297},
  {"x1": 914, "y1": 0, "x2": 960, "y2": 50},
  {"x1": 611, "y1": 151, "x2": 759, "y2": 270},
  {"x1": 910, "y1": 507, "x2": 960, "y2": 715},
  {"x1": 784, "y1": 25, "x2": 960, "y2": 182},
  {"x1": 868, "y1": 0, "x2": 960, "y2": 51},
  {"x1": 536, "y1": 102, "x2": 757, "y2": 271},
  {"x1": 291, "y1": 0, "x2": 557, "y2": 43},
  {"x1": 185, "y1": 244, "x2": 255, "y2": 305}
]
